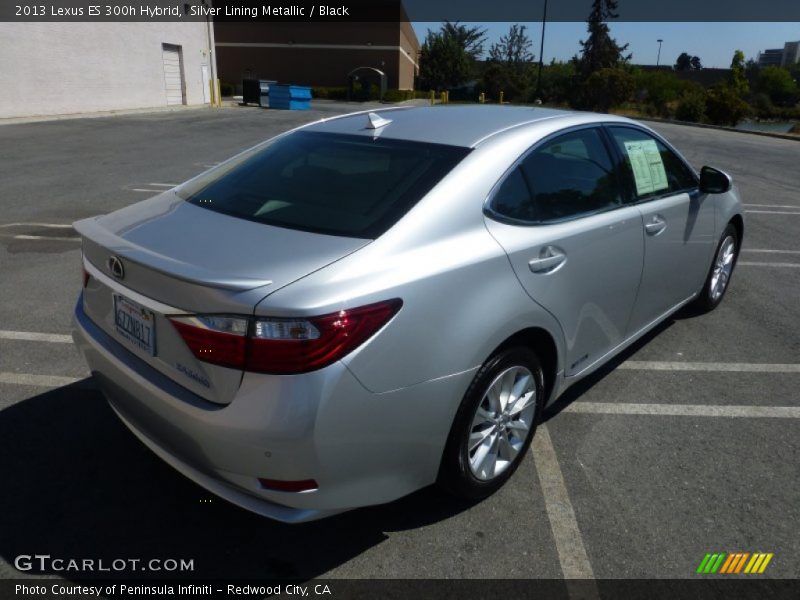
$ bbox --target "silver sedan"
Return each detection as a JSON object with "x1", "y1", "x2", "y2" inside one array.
[{"x1": 72, "y1": 106, "x2": 743, "y2": 522}]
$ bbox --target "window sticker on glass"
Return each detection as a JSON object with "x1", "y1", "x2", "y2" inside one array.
[{"x1": 623, "y1": 139, "x2": 668, "y2": 196}]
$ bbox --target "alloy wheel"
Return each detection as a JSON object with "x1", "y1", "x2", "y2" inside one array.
[
  {"x1": 466, "y1": 366, "x2": 537, "y2": 481},
  {"x1": 710, "y1": 235, "x2": 736, "y2": 302}
]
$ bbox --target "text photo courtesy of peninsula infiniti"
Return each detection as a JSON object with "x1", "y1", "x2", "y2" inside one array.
[{"x1": 72, "y1": 105, "x2": 743, "y2": 522}]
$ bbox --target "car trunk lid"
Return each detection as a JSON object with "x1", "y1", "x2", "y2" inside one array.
[{"x1": 75, "y1": 193, "x2": 369, "y2": 404}]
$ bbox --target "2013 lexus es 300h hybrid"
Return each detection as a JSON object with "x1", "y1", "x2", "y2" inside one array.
[{"x1": 73, "y1": 106, "x2": 743, "y2": 522}]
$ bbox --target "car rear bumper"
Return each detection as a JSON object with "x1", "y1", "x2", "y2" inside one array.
[{"x1": 72, "y1": 296, "x2": 474, "y2": 521}]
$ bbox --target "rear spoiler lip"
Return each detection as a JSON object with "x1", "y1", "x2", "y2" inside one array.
[{"x1": 73, "y1": 217, "x2": 273, "y2": 292}]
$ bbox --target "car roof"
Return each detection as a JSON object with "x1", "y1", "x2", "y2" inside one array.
[{"x1": 303, "y1": 105, "x2": 632, "y2": 148}]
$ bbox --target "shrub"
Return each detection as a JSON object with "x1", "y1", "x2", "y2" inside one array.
[
  {"x1": 705, "y1": 85, "x2": 750, "y2": 126},
  {"x1": 751, "y1": 92, "x2": 775, "y2": 118},
  {"x1": 583, "y1": 68, "x2": 635, "y2": 112},
  {"x1": 382, "y1": 89, "x2": 416, "y2": 102},
  {"x1": 634, "y1": 70, "x2": 682, "y2": 117},
  {"x1": 311, "y1": 86, "x2": 349, "y2": 101},
  {"x1": 533, "y1": 61, "x2": 576, "y2": 104},
  {"x1": 674, "y1": 86, "x2": 707, "y2": 123}
]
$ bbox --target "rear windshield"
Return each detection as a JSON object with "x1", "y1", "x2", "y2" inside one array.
[{"x1": 182, "y1": 131, "x2": 470, "y2": 239}]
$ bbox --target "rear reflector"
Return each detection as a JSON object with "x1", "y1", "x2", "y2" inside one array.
[
  {"x1": 169, "y1": 299, "x2": 402, "y2": 374},
  {"x1": 258, "y1": 478, "x2": 318, "y2": 493}
]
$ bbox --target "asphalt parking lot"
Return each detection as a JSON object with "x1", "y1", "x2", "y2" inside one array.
[{"x1": 0, "y1": 103, "x2": 798, "y2": 585}]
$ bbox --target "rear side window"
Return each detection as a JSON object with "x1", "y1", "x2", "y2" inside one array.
[
  {"x1": 181, "y1": 131, "x2": 470, "y2": 239},
  {"x1": 489, "y1": 128, "x2": 623, "y2": 224},
  {"x1": 607, "y1": 126, "x2": 697, "y2": 200}
]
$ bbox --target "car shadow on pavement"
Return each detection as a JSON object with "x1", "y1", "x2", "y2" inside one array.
[
  {"x1": 543, "y1": 302, "x2": 707, "y2": 421},
  {"x1": 0, "y1": 381, "x2": 478, "y2": 580}
]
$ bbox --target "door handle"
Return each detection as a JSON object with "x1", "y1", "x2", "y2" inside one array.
[
  {"x1": 645, "y1": 215, "x2": 667, "y2": 235},
  {"x1": 529, "y1": 246, "x2": 567, "y2": 273}
]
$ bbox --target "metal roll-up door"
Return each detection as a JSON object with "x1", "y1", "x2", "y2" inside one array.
[{"x1": 162, "y1": 44, "x2": 185, "y2": 105}]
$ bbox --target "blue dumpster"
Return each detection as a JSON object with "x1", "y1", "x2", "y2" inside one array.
[{"x1": 268, "y1": 85, "x2": 312, "y2": 110}]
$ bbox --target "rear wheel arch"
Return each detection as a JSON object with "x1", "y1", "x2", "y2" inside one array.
[
  {"x1": 729, "y1": 214, "x2": 744, "y2": 249},
  {"x1": 492, "y1": 327, "x2": 559, "y2": 404}
]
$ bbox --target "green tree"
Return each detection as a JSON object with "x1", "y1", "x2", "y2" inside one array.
[
  {"x1": 690, "y1": 55, "x2": 703, "y2": 70},
  {"x1": 728, "y1": 50, "x2": 750, "y2": 97},
  {"x1": 482, "y1": 24, "x2": 536, "y2": 101},
  {"x1": 571, "y1": 0, "x2": 631, "y2": 109},
  {"x1": 756, "y1": 66, "x2": 799, "y2": 106},
  {"x1": 419, "y1": 22, "x2": 487, "y2": 91},
  {"x1": 574, "y1": 0, "x2": 631, "y2": 79},
  {"x1": 440, "y1": 21, "x2": 486, "y2": 62},
  {"x1": 674, "y1": 52, "x2": 692, "y2": 71}
]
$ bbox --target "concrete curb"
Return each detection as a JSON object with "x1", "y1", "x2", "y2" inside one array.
[{"x1": 636, "y1": 116, "x2": 800, "y2": 142}]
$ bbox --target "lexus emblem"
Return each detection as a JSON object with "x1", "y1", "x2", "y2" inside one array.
[{"x1": 108, "y1": 256, "x2": 125, "y2": 279}]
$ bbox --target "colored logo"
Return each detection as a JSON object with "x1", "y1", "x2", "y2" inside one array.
[{"x1": 696, "y1": 552, "x2": 773, "y2": 574}]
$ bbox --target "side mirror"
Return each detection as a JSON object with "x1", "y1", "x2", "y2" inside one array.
[{"x1": 699, "y1": 166, "x2": 732, "y2": 194}]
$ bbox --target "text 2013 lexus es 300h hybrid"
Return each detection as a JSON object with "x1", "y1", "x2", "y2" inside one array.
[{"x1": 73, "y1": 106, "x2": 743, "y2": 522}]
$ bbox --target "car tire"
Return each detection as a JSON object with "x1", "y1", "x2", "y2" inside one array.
[
  {"x1": 438, "y1": 346, "x2": 545, "y2": 500},
  {"x1": 693, "y1": 223, "x2": 739, "y2": 313}
]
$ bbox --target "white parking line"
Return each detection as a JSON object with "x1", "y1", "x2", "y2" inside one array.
[
  {"x1": 148, "y1": 183, "x2": 178, "y2": 187},
  {"x1": 745, "y1": 210, "x2": 800, "y2": 215},
  {"x1": 533, "y1": 424, "x2": 597, "y2": 584},
  {"x1": 619, "y1": 361, "x2": 800, "y2": 373},
  {"x1": 131, "y1": 189, "x2": 163, "y2": 193},
  {"x1": 0, "y1": 372, "x2": 81, "y2": 387},
  {"x1": 0, "y1": 330, "x2": 72, "y2": 343},
  {"x1": 12, "y1": 234, "x2": 79, "y2": 242},
  {"x1": 0, "y1": 222, "x2": 72, "y2": 229},
  {"x1": 563, "y1": 402, "x2": 800, "y2": 418},
  {"x1": 743, "y1": 204, "x2": 800, "y2": 209},
  {"x1": 742, "y1": 249, "x2": 800, "y2": 254},
  {"x1": 738, "y1": 261, "x2": 800, "y2": 268}
]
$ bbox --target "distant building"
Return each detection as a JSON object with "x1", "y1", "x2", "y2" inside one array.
[
  {"x1": 0, "y1": 17, "x2": 218, "y2": 119},
  {"x1": 757, "y1": 41, "x2": 800, "y2": 68},
  {"x1": 214, "y1": 22, "x2": 419, "y2": 91},
  {"x1": 758, "y1": 49, "x2": 784, "y2": 67},
  {"x1": 783, "y1": 41, "x2": 800, "y2": 66}
]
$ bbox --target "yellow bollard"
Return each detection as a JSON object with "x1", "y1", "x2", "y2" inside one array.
[
  {"x1": 479, "y1": 92, "x2": 485, "y2": 104},
  {"x1": 214, "y1": 79, "x2": 222, "y2": 107},
  {"x1": 430, "y1": 90, "x2": 435, "y2": 105},
  {"x1": 499, "y1": 90, "x2": 504, "y2": 104},
  {"x1": 445, "y1": 91, "x2": 449, "y2": 104},
  {"x1": 209, "y1": 79, "x2": 215, "y2": 107}
]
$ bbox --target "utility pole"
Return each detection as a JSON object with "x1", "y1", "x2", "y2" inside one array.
[
  {"x1": 656, "y1": 39, "x2": 664, "y2": 67},
  {"x1": 535, "y1": 0, "x2": 548, "y2": 101}
]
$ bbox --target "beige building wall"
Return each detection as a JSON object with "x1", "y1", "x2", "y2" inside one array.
[{"x1": 0, "y1": 22, "x2": 215, "y2": 119}]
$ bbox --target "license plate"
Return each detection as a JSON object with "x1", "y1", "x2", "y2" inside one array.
[{"x1": 113, "y1": 294, "x2": 156, "y2": 356}]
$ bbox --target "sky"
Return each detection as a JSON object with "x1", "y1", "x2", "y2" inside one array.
[{"x1": 411, "y1": 22, "x2": 800, "y2": 68}]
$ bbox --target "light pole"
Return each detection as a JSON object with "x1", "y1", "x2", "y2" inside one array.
[
  {"x1": 656, "y1": 39, "x2": 664, "y2": 67},
  {"x1": 535, "y1": 0, "x2": 548, "y2": 102}
]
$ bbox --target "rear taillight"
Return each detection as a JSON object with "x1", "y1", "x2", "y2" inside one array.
[
  {"x1": 169, "y1": 315, "x2": 248, "y2": 370},
  {"x1": 169, "y1": 299, "x2": 402, "y2": 375}
]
